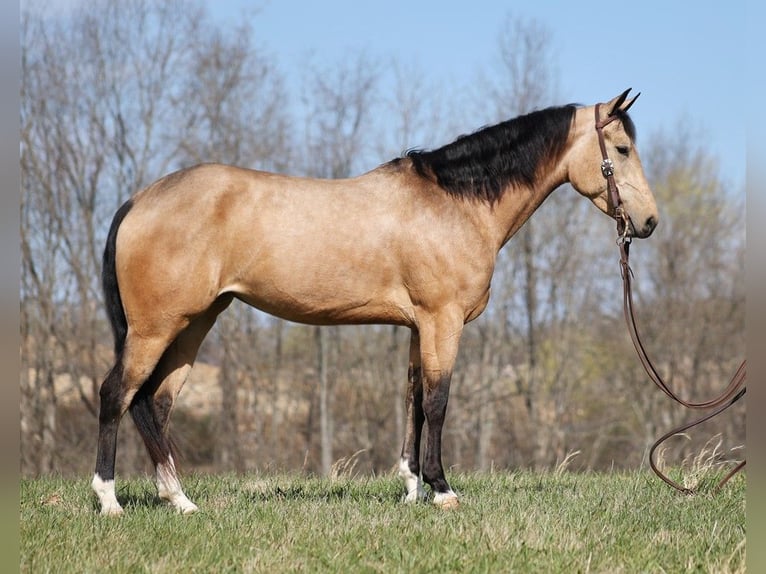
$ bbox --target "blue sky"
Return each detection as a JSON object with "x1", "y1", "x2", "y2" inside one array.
[
  {"x1": 208, "y1": 0, "x2": 747, "y2": 190},
  {"x1": 35, "y1": 0, "x2": 751, "y2": 188}
]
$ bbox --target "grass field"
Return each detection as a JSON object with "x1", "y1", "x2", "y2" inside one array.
[{"x1": 20, "y1": 470, "x2": 745, "y2": 573}]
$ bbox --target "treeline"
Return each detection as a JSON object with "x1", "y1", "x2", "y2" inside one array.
[{"x1": 20, "y1": 0, "x2": 745, "y2": 479}]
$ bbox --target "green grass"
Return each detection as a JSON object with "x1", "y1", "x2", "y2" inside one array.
[{"x1": 21, "y1": 471, "x2": 745, "y2": 573}]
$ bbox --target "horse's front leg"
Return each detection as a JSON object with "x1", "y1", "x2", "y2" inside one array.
[
  {"x1": 399, "y1": 329, "x2": 426, "y2": 502},
  {"x1": 415, "y1": 310, "x2": 464, "y2": 508}
]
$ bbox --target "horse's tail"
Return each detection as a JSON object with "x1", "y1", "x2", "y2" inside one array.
[{"x1": 102, "y1": 198, "x2": 134, "y2": 357}]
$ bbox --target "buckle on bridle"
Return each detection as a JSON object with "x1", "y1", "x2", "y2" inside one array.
[
  {"x1": 615, "y1": 206, "x2": 631, "y2": 245},
  {"x1": 601, "y1": 158, "x2": 614, "y2": 178}
]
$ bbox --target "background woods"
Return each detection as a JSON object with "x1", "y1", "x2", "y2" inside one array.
[{"x1": 20, "y1": 1, "x2": 745, "y2": 478}]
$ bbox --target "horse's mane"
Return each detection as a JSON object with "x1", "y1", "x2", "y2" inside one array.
[{"x1": 396, "y1": 104, "x2": 583, "y2": 203}]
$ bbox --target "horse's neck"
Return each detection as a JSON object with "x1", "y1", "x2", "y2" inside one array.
[{"x1": 492, "y1": 174, "x2": 566, "y2": 249}]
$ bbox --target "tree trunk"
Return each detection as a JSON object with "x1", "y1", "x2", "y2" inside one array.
[
  {"x1": 316, "y1": 327, "x2": 333, "y2": 475},
  {"x1": 39, "y1": 369, "x2": 57, "y2": 474},
  {"x1": 477, "y1": 327, "x2": 495, "y2": 471},
  {"x1": 218, "y1": 337, "x2": 243, "y2": 472}
]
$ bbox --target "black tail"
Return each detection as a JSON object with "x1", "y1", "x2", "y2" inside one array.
[{"x1": 102, "y1": 199, "x2": 134, "y2": 357}]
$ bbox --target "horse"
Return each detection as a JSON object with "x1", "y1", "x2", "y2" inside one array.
[{"x1": 91, "y1": 89, "x2": 658, "y2": 515}]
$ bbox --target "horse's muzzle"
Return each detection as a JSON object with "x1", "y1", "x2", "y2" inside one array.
[{"x1": 629, "y1": 215, "x2": 657, "y2": 239}]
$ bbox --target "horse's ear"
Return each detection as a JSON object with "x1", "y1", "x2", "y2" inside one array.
[
  {"x1": 606, "y1": 88, "x2": 632, "y2": 116},
  {"x1": 622, "y1": 92, "x2": 641, "y2": 113}
]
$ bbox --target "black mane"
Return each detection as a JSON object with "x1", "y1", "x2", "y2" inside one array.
[{"x1": 401, "y1": 104, "x2": 579, "y2": 203}]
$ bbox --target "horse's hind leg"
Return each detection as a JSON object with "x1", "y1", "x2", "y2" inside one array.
[
  {"x1": 92, "y1": 333, "x2": 178, "y2": 516},
  {"x1": 128, "y1": 342, "x2": 198, "y2": 514},
  {"x1": 399, "y1": 329, "x2": 426, "y2": 502},
  {"x1": 130, "y1": 298, "x2": 230, "y2": 513}
]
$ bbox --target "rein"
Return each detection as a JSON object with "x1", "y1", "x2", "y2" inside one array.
[{"x1": 595, "y1": 104, "x2": 746, "y2": 494}]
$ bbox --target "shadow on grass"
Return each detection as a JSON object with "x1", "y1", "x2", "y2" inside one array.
[
  {"x1": 98, "y1": 485, "x2": 167, "y2": 514},
  {"x1": 244, "y1": 477, "x2": 403, "y2": 505}
]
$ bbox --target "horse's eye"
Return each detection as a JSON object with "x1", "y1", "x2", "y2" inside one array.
[{"x1": 616, "y1": 145, "x2": 630, "y2": 156}]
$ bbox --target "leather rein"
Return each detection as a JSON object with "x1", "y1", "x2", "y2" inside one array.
[{"x1": 595, "y1": 103, "x2": 746, "y2": 494}]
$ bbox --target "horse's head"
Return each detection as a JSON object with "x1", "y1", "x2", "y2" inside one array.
[{"x1": 568, "y1": 89, "x2": 658, "y2": 239}]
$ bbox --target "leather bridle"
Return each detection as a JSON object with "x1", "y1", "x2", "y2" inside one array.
[
  {"x1": 595, "y1": 102, "x2": 746, "y2": 494},
  {"x1": 595, "y1": 103, "x2": 631, "y2": 241}
]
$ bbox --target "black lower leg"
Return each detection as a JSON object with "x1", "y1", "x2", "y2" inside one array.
[
  {"x1": 422, "y1": 374, "x2": 452, "y2": 494},
  {"x1": 402, "y1": 365, "x2": 425, "y2": 476},
  {"x1": 95, "y1": 362, "x2": 125, "y2": 481}
]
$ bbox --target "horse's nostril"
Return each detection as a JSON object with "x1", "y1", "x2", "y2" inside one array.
[{"x1": 644, "y1": 215, "x2": 657, "y2": 235}]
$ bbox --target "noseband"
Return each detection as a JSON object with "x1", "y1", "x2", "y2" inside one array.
[{"x1": 595, "y1": 103, "x2": 747, "y2": 494}]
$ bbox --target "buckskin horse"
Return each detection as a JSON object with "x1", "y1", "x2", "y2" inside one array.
[{"x1": 92, "y1": 89, "x2": 657, "y2": 515}]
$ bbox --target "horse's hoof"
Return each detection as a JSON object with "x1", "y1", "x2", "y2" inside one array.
[
  {"x1": 404, "y1": 486, "x2": 427, "y2": 503},
  {"x1": 433, "y1": 491, "x2": 460, "y2": 509},
  {"x1": 100, "y1": 504, "x2": 124, "y2": 517},
  {"x1": 179, "y1": 503, "x2": 199, "y2": 515},
  {"x1": 439, "y1": 498, "x2": 460, "y2": 510},
  {"x1": 163, "y1": 494, "x2": 199, "y2": 514}
]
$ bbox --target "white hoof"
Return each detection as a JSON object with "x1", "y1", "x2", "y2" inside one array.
[
  {"x1": 170, "y1": 495, "x2": 199, "y2": 515},
  {"x1": 404, "y1": 484, "x2": 427, "y2": 503},
  {"x1": 100, "y1": 502, "x2": 124, "y2": 516},
  {"x1": 156, "y1": 456, "x2": 197, "y2": 514},
  {"x1": 399, "y1": 458, "x2": 426, "y2": 502},
  {"x1": 158, "y1": 488, "x2": 199, "y2": 514},
  {"x1": 92, "y1": 474, "x2": 123, "y2": 516}
]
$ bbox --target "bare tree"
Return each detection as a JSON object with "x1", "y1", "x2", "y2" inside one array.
[
  {"x1": 175, "y1": 25, "x2": 291, "y2": 171},
  {"x1": 482, "y1": 15, "x2": 559, "y2": 122}
]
